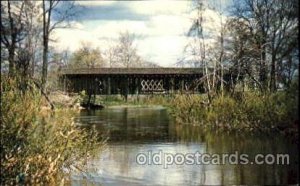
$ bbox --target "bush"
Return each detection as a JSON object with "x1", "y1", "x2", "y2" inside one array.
[
  {"x1": 143, "y1": 90, "x2": 298, "y2": 133},
  {"x1": 1, "y1": 77, "x2": 105, "y2": 184}
]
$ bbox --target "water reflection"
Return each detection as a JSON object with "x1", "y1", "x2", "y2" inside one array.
[
  {"x1": 75, "y1": 106, "x2": 170, "y2": 142},
  {"x1": 71, "y1": 106, "x2": 298, "y2": 185}
]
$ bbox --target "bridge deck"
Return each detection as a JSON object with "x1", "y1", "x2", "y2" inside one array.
[{"x1": 60, "y1": 68, "x2": 204, "y2": 75}]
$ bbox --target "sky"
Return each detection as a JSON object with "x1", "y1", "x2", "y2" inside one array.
[{"x1": 52, "y1": 1, "x2": 232, "y2": 67}]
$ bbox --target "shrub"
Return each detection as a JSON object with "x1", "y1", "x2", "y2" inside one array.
[
  {"x1": 146, "y1": 91, "x2": 298, "y2": 133},
  {"x1": 1, "y1": 77, "x2": 105, "y2": 184}
]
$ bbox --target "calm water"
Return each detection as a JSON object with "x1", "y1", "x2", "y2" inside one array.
[{"x1": 71, "y1": 106, "x2": 298, "y2": 185}]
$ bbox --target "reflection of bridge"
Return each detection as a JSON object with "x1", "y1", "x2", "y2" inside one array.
[{"x1": 59, "y1": 68, "x2": 223, "y2": 95}]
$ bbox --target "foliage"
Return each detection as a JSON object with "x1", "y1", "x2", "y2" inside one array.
[
  {"x1": 142, "y1": 89, "x2": 298, "y2": 133},
  {"x1": 68, "y1": 44, "x2": 105, "y2": 69},
  {"x1": 1, "y1": 77, "x2": 105, "y2": 184}
]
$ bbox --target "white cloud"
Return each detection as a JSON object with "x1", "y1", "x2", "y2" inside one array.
[
  {"x1": 127, "y1": 1, "x2": 190, "y2": 16},
  {"x1": 93, "y1": 20, "x2": 148, "y2": 39},
  {"x1": 68, "y1": 21, "x2": 85, "y2": 30},
  {"x1": 196, "y1": 8, "x2": 226, "y2": 36},
  {"x1": 51, "y1": 28, "x2": 93, "y2": 51},
  {"x1": 51, "y1": 1, "x2": 227, "y2": 66},
  {"x1": 146, "y1": 15, "x2": 190, "y2": 36},
  {"x1": 138, "y1": 36, "x2": 187, "y2": 67},
  {"x1": 74, "y1": 1, "x2": 116, "y2": 7}
]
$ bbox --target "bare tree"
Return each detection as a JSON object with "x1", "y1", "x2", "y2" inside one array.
[
  {"x1": 41, "y1": 0, "x2": 77, "y2": 90},
  {"x1": 114, "y1": 31, "x2": 141, "y2": 68},
  {"x1": 205, "y1": 0, "x2": 227, "y2": 96},
  {"x1": 23, "y1": 1, "x2": 43, "y2": 77},
  {"x1": 105, "y1": 41, "x2": 118, "y2": 68},
  {"x1": 1, "y1": 0, "x2": 43, "y2": 79},
  {"x1": 1, "y1": 1, "x2": 25, "y2": 75},
  {"x1": 185, "y1": 0, "x2": 216, "y2": 101},
  {"x1": 231, "y1": 0, "x2": 298, "y2": 91}
]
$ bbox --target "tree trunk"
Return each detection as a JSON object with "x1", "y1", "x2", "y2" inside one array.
[
  {"x1": 270, "y1": 54, "x2": 276, "y2": 92},
  {"x1": 41, "y1": 0, "x2": 50, "y2": 91},
  {"x1": 42, "y1": 36, "x2": 48, "y2": 90},
  {"x1": 259, "y1": 41, "x2": 268, "y2": 91},
  {"x1": 8, "y1": 47, "x2": 15, "y2": 75},
  {"x1": 7, "y1": 0, "x2": 16, "y2": 76}
]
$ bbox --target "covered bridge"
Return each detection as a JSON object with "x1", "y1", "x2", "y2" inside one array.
[{"x1": 59, "y1": 68, "x2": 215, "y2": 95}]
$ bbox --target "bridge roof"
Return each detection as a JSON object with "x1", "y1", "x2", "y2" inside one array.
[{"x1": 60, "y1": 68, "x2": 204, "y2": 75}]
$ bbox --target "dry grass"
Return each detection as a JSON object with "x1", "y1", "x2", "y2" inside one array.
[{"x1": 1, "y1": 77, "x2": 105, "y2": 185}]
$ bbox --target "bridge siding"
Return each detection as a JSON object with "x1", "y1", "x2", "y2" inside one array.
[{"x1": 59, "y1": 68, "x2": 235, "y2": 95}]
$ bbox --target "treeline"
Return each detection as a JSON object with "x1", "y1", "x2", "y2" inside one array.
[
  {"x1": 1, "y1": 0, "x2": 298, "y2": 94},
  {"x1": 66, "y1": 31, "x2": 160, "y2": 69},
  {"x1": 0, "y1": 0, "x2": 159, "y2": 91},
  {"x1": 179, "y1": 0, "x2": 298, "y2": 98}
]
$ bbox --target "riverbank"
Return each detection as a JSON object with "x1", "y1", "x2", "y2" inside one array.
[
  {"x1": 83, "y1": 90, "x2": 298, "y2": 140},
  {"x1": 145, "y1": 93, "x2": 298, "y2": 138},
  {"x1": 48, "y1": 88, "x2": 298, "y2": 140},
  {"x1": 1, "y1": 78, "x2": 105, "y2": 185}
]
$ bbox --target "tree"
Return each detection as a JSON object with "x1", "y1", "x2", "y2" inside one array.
[
  {"x1": 1, "y1": 1, "x2": 43, "y2": 81},
  {"x1": 114, "y1": 31, "x2": 141, "y2": 68},
  {"x1": 184, "y1": 0, "x2": 216, "y2": 101},
  {"x1": 1, "y1": 0, "x2": 78, "y2": 88},
  {"x1": 41, "y1": 0, "x2": 77, "y2": 90},
  {"x1": 104, "y1": 39, "x2": 159, "y2": 68},
  {"x1": 1, "y1": 1, "x2": 26, "y2": 75},
  {"x1": 205, "y1": 0, "x2": 227, "y2": 96},
  {"x1": 231, "y1": 0, "x2": 298, "y2": 91},
  {"x1": 105, "y1": 41, "x2": 118, "y2": 68},
  {"x1": 68, "y1": 44, "x2": 105, "y2": 68}
]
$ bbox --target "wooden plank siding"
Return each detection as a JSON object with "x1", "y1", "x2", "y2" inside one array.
[{"x1": 58, "y1": 68, "x2": 232, "y2": 95}]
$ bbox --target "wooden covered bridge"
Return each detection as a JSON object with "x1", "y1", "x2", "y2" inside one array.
[{"x1": 59, "y1": 68, "x2": 224, "y2": 95}]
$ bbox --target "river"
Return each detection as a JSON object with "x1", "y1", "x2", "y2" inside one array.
[{"x1": 70, "y1": 106, "x2": 298, "y2": 185}]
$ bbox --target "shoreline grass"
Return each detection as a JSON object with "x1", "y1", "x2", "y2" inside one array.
[
  {"x1": 1, "y1": 77, "x2": 105, "y2": 185},
  {"x1": 90, "y1": 89, "x2": 298, "y2": 136}
]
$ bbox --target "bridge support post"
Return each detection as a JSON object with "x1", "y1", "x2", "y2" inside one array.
[
  {"x1": 124, "y1": 77, "x2": 129, "y2": 102},
  {"x1": 134, "y1": 78, "x2": 139, "y2": 94},
  {"x1": 170, "y1": 77, "x2": 174, "y2": 94},
  {"x1": 107, "y1": 77, "x2": 111, "y2": 95},
  {"x1": 63, "y1": 75, "x2": 66, "y2": 93},
  {"x1": 181, "y1": 79, "x2": 185, "y2": 92},
  {"x1": 135, "y1": 77, "x2": 139, "y2": 101}
]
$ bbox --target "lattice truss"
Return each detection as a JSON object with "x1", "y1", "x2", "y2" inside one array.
[{"x1": 141, "y1": 79, "x2": 164, "y2": 91}]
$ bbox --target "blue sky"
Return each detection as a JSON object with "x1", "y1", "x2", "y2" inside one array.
[{"x1": 52, "y1": 1, "x2": 232, "y2": 67}]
